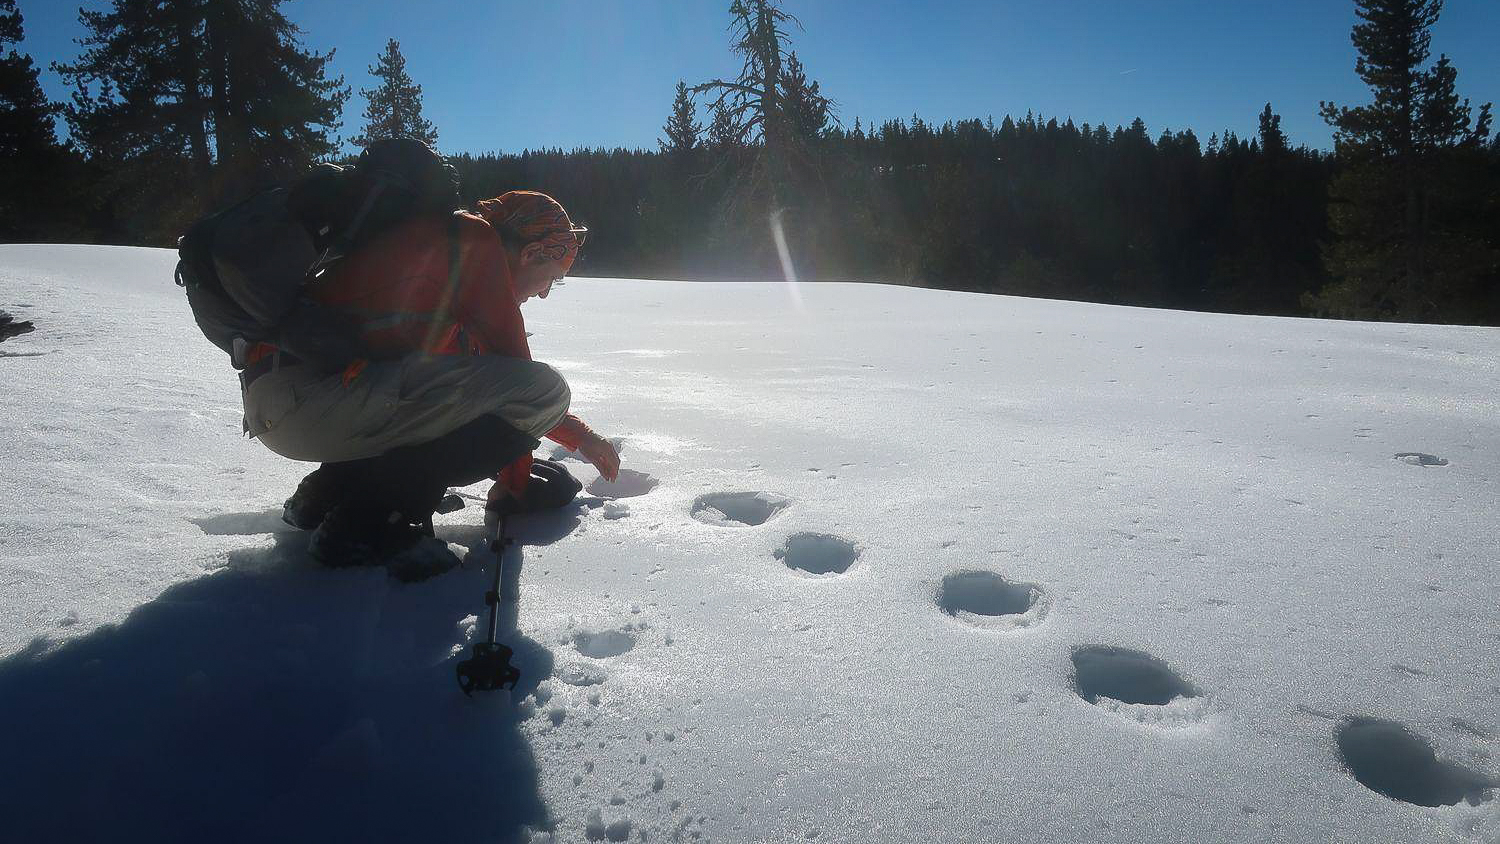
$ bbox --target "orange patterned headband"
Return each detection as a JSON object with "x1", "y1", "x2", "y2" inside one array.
[{"x1": 475, "y1": 190, "x2": 587, "y2": 262}]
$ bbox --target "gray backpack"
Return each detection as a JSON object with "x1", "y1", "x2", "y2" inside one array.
[{"x1": 174, "y1": 138, "x2": 460, "y2": 369}]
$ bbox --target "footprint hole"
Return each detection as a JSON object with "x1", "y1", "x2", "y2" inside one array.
[
  {"x1": 573, "y1": 629, "x2": 636, "y2": 659},
  {"x1": 587, "y1": 469, "x2": 659, "y2": 499},
  {"x1": 774, "y1": 533, "x2": 859, "y2": 575},
  {"x1": 1071, "y1": 645, "x2": 1199, "y2": 706},
  {"x1": 692, "y1": 492, "x2": 789, "y2": 527},
  {"x1": 938, "y1": 570, "x2": 1040, "y2": 617},
  {"x1": 1336, "y1": 717, "x2": 1495, "y2": 807}
]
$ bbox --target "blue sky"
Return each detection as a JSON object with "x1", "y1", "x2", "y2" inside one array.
[{"x1": 16, "y1": 0, "x2": 1499, "y2": 155}]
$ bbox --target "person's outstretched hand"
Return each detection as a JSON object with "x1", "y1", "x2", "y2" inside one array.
[{"x1": 579, "y1": 432, "x2": 620, "y2": 482}]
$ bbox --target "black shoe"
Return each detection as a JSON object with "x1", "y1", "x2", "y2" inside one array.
[
  {"x1": 307, "y1": 504, "x2": 457, "y2": 581},
  {"x1": 282, "y1": 468, "x2": 346, "y2": 531}
]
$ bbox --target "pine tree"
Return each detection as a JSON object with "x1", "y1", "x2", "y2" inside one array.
[
  {"x1": 54, "y1": 0, "x2": 203, "y2": 191},
  {"x1": 688, "y1": 0, "x2": 838, "y2": 277},
  {"x1": 1, "y1": 0, "x2": 59, "y2": 159},
  {"x1": 0, "y1": 0, "x2": 73, "y2": 238},
  {"x1": 692, "y1": 0, "x2": 831, "y2": 199},
  {"x1": 55, "y1": 0, "x2": 349, "y2": 230},
  {"x1": 659, "y1": 81, "x2": 700, "y2": 155},
  {"x1": 1257, "y1": 103, "x2": 1287, "y2": 156},
  {"x1": 353, "y1": 38, "x2": 437, "y2": 148},
  {"x1": 782, "y1": 51, "x2": 829, "y2": 142},
  {"x1": 706, "y1": 98, "x2": 740, "y2": 151},
  {"x1": 1311, "y1": 0, "x2": 1496, "y2": 322}
]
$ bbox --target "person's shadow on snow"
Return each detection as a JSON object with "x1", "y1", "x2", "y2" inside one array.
[{"x1": 0, "y1": 506, "x2": 579, "y2": 844}]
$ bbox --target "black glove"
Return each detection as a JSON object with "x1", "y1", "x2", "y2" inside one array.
[{"x1": 486, "y1": 458, "x2": 582, "y2": 515}]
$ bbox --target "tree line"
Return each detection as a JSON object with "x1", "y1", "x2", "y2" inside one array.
[{"x1": 1, "y1": 0, "x2": 1495, "y2": 324}]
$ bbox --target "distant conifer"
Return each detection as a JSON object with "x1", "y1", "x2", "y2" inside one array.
[
  {"x1": 1257, "y1": 104, "x2": 1287, "y2": 156},
  {"x1": 354, "y1": 39, "x2": 437, "y2": 148},
  {"x1": 55, "y1": 0, "x2": 349, "y2": 217},
  {"x1": 782, "y1": 51, "x2": 829, "y2": 141},
  {"x1": 0, "y1": 0, "x2": 74, "y2": 239},
  {"x1": 692, "y1": 0, "x2": 831, "y2": 198},
  {"x1": 706, "y1": 98, "x2": 739, "y2": 152},
  {"x1": 0, "y1": 0, "x2": 59, "y2": 158},
  {"x1": 1312, "y1": 0, "x2": 1495, "y2": 322},
  {"x1": 659, "y1": 81, "x2": 701, "y2": 155}
]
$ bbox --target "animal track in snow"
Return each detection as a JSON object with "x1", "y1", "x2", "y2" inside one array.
[
  {"x1": 1336, "y1": 717, "x2": 1496, "y2": 807},
  {"x1": 939, "y1": 570, "x2": 1036, "y2": 615},
  {"x1": 937, "y1": 570, "x2": 1048, "y2": 630},
  {"x1": 557, "y1": 663, "x2": 608, "y2": 686},
  {"x1": 1394, "y1": 452, "x2": 1448, "y2": 467},
  {"x1": 573, "y1": 629, "x2": 637, "y2": 659},
  {"x1": 585, "y1": 807, "x2": 633, "y2": 841},
  {"x1": 1071, "y1": 645, "x2": 1205, "y2": 725},
  {"x1": 691, "y1": 492, "x2": 789, "y2": 526},
  {"x1": 774, "y1": 533, "x2": 859, "y2": 575},
  {"x1": 587, "y1": 469, "x2": 658, "y2": 499}
]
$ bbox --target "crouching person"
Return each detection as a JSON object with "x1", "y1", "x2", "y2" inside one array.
[{"x1": 240, "y1": 190, "x2": 619, "y2": 572}]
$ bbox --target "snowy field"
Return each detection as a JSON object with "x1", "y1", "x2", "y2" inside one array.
[{"x1": 1, "y1": 242, "x2": 1498, "y2": 843}]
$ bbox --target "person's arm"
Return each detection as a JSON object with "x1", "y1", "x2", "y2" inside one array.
[
  {"x1": 544, "y1": 414, "x2": 589, "y2": 451},
  {"x1": 547, "y1": 415, "x2": 619, "y2": 482},
  {"x1": 455, "y1": 219, "x2": 620, "y2": 481}
]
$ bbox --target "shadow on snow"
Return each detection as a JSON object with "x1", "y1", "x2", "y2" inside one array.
[{"x1": 0, "y1": 506, "x2": 586, "y2": 843}]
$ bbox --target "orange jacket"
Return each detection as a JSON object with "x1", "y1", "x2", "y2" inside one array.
[{"x1": 312, "y1": 210, "x2": 591, "y2": 495}]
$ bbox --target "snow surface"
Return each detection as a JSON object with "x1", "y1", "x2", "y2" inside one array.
[{"x1": 2, "y1": 243, "x2": 1499, "y2": 843}]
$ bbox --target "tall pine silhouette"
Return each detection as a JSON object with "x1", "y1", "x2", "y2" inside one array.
[
  {"x1": 689, "y1": 0, "x2": 835, "y2": 274},
  {"x1": 354, "y1": 38, "x2": 437, "y2": 148},
  {"x1": 781, "y1": 51, "x2": 829, "y2": 143},
  {"x1": 1, "y1": 0, "x2": 76, "y2": 239},
  {"x1": 705, "y1": 98, "x2": 740, "y2": 153},
  {"x1": 693, "y1": 0, "x2": 831, "y2": 203},
  {"x1": 1, "y1": 0, "x2": 59, "y2": 164},
  {"x1": 1312, "y1": 0, "x2": 1496, "y2": 322},
  {"x1": 55, "y1": 0, "x2": 349, "y2": 235},
  {"x1": 659, "y1": 81, "x2": 700, "y2": 156}
]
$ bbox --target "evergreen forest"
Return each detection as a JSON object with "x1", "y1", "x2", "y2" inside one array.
[{"x1": 2, "y1": 0, "x2": 1496, "y2": 324}]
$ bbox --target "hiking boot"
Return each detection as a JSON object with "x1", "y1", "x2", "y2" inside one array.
[
  {"x1": 307, "y1": 503, "x2": 456, "y2": 580},
  {"x1": 382, "y1": 535, "x2": 463, "y2": 582},
  {"x1": 282, "y1": 468, "x2": 346, "y2": 531}
]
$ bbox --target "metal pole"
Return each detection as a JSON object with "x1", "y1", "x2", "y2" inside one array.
[
  {"x1": 485, "y1": 514, "x2": 510, "y2": 643},
  {"x1": 455, "y1": 513, "x2": 521, "y2": 695}
]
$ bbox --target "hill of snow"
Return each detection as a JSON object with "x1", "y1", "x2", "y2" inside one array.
[{"x1": 1, "y1": 243, "x2": 1497, "y2": 843}]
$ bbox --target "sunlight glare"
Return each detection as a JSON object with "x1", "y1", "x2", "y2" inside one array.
[{"x1": 769, "y1": 209, "x2": 805, "y2": 313}]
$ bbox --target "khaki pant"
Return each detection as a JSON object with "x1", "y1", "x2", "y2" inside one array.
[{"x1": 243, "y1": 354, "x2": 570, "y2": 464}]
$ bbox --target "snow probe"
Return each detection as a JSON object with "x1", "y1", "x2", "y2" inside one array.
[{"x1": 455, "y1": 513, "x2": 522, "y2": 696}]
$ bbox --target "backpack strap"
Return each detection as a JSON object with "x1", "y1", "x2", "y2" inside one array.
[
  {"x1": 447, "y1": 212, "x2": 462, "y2": 293},
  {"x1": 416, "y1": 213, "x2": 467, "y2": 355},
  {"x1": 446, "y1": 214, "x2": 473, "y2": 354},
  {"x1": 306, "y1": 175, "x2": 389, "y2": 280}
]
